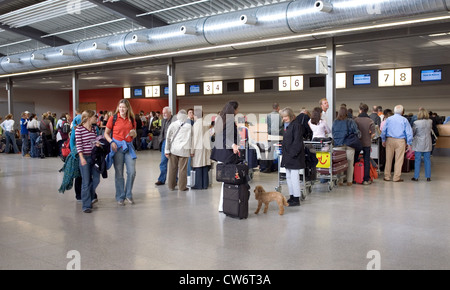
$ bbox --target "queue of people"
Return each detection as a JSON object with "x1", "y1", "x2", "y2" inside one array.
[{"x1": 1, "y1": 99, "x2": 444, "y2": 215}]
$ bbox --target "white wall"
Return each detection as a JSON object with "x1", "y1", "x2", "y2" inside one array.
[{"x1": 0, "y1": 89, "x2": 70, "y2": 125}]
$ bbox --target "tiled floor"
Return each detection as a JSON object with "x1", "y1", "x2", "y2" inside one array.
[{"x1": 0, "y1": 149, "x2": 449, "y2": 270}]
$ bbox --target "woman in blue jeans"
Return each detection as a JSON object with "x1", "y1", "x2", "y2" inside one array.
[
  {"x1": 104, "y1": 99, "x2": 137, "y2": 206},
  {"x1": 411, "y1": 108, "x2": 433, "y2": 182},
  {"x1": 75, "y1": 110, "x2": 102, "y2": 213}
]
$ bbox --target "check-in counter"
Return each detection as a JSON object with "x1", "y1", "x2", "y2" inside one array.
[{"x1": 436, "y1": 124, "x2": 450, "y2": 148}]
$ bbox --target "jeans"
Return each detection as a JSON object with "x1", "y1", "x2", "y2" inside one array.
[
  {"x1": 29, "y1": 132, "x2": 39, "y2": 158},
  {"x1": 113, "y1": 146, "x2": 136, "y2": 201},
  {"x1": 414, "y1": 151, "x2": 431, "y2": 179},
  {"x1": 21, "y1": 133, "x2": 29, "y2": 156},
  {"x1": 79, "y1": 156, "x2": 100, "y2": 211},
  {"x1": 5, "y1": 131, "x2": 19, "y2": 153},
  {"x1": 158, "y1": 140, "x2": 168, "y2": 183}
]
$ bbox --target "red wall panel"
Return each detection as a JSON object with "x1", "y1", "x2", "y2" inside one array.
[{"x1": 79, "y1": 88, "x2": 172, "y2": 115}]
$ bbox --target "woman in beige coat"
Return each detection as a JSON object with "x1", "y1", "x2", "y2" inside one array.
[{"x1": 191, "y1": 108, "x2": 212, "y2": 189}]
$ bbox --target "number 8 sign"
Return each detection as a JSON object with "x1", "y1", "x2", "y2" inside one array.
[{"x1": 395, "y1": 68, "x2": 412, "y2": 86}]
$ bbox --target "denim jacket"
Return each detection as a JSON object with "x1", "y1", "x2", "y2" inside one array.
[{"x1": 332, "y1": 119, "x2": 360, "y2": 147}]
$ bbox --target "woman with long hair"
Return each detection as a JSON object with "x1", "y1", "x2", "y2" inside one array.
[
  {"x1": 280, "y1": 107, "x2": 305, "y2": 206},
  {"x1": 332, "y1": 106, "x2": 361, "y2": 186},
  {"x1": 210, "y1": 100, "x2": 240, "y2": 212},
  {"x1": 308, "y1": 107, "x2": 331, "y2": 140},
  {"x1": 75, "y1": 110, "x2": 101, "y2": 213},
  {"x1": 104, "y1": 99, "x2": 137, "y2": 206}
]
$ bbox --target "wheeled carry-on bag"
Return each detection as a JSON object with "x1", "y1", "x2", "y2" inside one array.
[{"x1": 223, "y1": 183, "x2": 250, "y2": 219}]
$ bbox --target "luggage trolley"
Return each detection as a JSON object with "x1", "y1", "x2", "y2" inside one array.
[
  {"x1": 304, "y1": 140, "x2": 343, "y2": 192},
  {"x1": 370, "y1": 138, "x2": 381, "y2": 173},
  {"x1": 274, "y1": 143, "x2": 313, "y2": 199}
]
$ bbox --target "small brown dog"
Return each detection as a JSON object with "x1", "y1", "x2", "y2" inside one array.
[{"x1": 254, "y1": 185, "x2": 289, "y2": 215}]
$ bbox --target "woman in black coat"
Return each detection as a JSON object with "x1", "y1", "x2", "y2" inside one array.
[
  {"x1": 210, "y1": 100, "x2": 240, "y2": 212},
  {"x1": 280, "y1": 107, "x2": 305, "y2": 206}
]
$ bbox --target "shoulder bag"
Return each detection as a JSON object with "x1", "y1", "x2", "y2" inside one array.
[
  {"x1": 344, "y1": 120, "x2": 363, "y2": 151},
  {"x1": 166, "y1": 122, "x2": 184, "y2": 152}
]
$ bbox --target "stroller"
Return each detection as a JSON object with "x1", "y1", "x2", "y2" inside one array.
[{"x1": 35, "y1": 135, "x2": 45, "y2": 159}]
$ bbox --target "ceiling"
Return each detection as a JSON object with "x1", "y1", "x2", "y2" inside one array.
[{"x1": 1, "y1": 0, "x2": 450, "y2": 90}]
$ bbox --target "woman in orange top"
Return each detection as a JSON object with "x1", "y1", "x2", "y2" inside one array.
[{"x1": 104, "y1": 99, "x2": 137, "y2": 206}]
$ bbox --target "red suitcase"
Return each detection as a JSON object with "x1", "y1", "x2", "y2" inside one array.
[{"x1": 354, "y1": 160, "x2": 364, "y2": 184}]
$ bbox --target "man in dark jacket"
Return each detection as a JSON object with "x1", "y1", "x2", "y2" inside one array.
[
  {"x1": 355, "y1": 103, "x2": 376, "y2": 185},
  {"x1": 369, "y1": 105, "x2": 381, "y2": 127}
]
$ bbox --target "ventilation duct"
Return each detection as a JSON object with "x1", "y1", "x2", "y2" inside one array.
[
  {"x1": 1, "y1": 0, "x2": 449, "y2": 75},
  {"x1": 124, "y1": 19, "x2": 208, "y2": 56},
  {"x1": 286, "y1": 0, "x2": 450, "y2": 33},
  {"x1": 315, "y1": 1, "x2": 333, "y2": 13},
  {"x1": 78, "y1": 35, "x2": 129, "y2": 62}
]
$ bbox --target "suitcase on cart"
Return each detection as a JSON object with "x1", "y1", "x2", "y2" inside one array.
[
  {"x1": 331, "y1": 150, "x2": 347, "y2": 162},
  {"x1": 223, "y1": 183, "x2": 250, "y2": 219},
  {"x1": 317, "y1": 159, "x2": 348, "y2": 175}
]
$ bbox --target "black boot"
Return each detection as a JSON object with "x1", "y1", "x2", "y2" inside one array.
[
  {"x1": 288, "y1": 196, "x2": 300, "y2": 207},
  {"x1": 287, "y1": 195, "x2": 294, "y2": 203}
]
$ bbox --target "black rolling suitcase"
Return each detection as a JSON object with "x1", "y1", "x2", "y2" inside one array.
[{"x1": 223, "y1": 183, "x2": 250, "y2": 219}]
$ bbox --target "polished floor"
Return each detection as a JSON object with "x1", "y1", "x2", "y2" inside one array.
[{"x1": 0, "y1": 149, "x2": 449, "y2": 270}]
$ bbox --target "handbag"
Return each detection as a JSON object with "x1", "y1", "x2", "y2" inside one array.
[
  {"x1": 216, "y1": 163, "x2": 249, "y2": 184},
  {"x1": 406, "y1": 148, "x2": 415, "y2": 160},
  {"x1": 165, "y1": 122, "x2": 184, "y2": 152},
  {"x1": 431, "y1": 129, "x2": 438, "y2": 146},
  {"x1": 344, "y1": 120, "x2": 363, "y2": 151}
]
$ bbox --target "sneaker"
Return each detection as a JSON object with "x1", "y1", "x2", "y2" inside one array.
[
  {"x1": 126, "y1": 198, "x2": 134, "y2": 204},
  {"x1": 83, "y1": 208, "x2": 92, "y2": 213},
  {"x1": 25, "y1": 154, "x2": 31, "y2": 157},
  {"x1": 362, "y1": 181, "x2": 370, "y2": 185},
  {"x1": 92, "y1": 198, "x2": 98, "y2": 204},
  {"x1": 118, "y1": 200, "x2": 125, "y2": 206},
  {"x1": 76, "y1": 199, "x2": 82, "y2": 203}
]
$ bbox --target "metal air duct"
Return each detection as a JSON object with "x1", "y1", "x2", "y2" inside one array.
[
  {"x1": 203, "y1": 2, "x2": 293, "y2": 45},
  {"x1": 286, "y1": 0, "x2": 450, "y2": 33},
  {"x1": 30, "y1": 43, "x2": 82, "y2": 70},
  {"x1": 124, "y1": 19, "x2": 209, "y2": 56},
  {"x1": 78, "y1": 34, "x2": 129, "y2": 62},
  {"x1": 1, "y1": 0, "x2": 449, "y2": 76},
  {"x1": 1, "y1": 53, "x2": 33, "y2": 73}
]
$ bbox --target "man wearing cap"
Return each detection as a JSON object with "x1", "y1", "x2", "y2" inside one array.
[{"x1": 20, "y1": 111, "x2": 30, "y2": 157}]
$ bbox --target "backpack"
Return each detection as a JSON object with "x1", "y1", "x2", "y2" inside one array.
[
  {"x1": 61, "y1": 138, "x2": 71, "y2": 159},
  {"x1": 62, "y1": 121, "x2": 70, "y2": 134}
]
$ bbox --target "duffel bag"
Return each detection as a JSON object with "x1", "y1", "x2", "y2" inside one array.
[{"x1": 216, "y1": 163, "x2": 249, "y2": 185}]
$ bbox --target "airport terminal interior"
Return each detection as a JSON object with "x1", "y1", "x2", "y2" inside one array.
[{"x1": 1, "y1": 0, "x2": 450, "y2": 270}]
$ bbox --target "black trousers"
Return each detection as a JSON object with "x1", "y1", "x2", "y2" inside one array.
[{"x1": 193, "y1": 166, "x2": 210, "y2": 189}]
